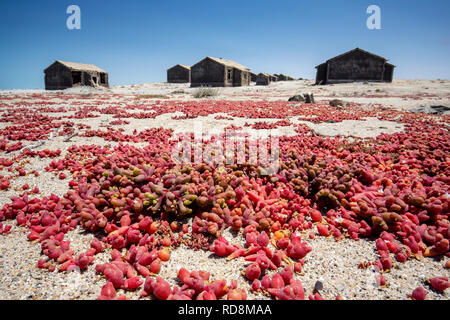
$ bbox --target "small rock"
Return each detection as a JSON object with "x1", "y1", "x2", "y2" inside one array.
[
  {"x1": 33, "y1": 275, "x2": 42, "y2": 280},
  {"x1": 314, "y1": 280, "x2": 324, "y2": 292},
  {"x1": 304, "y1": 93, "x2": 315, "y2": 104},
  {"x1": 288, "y1": 95, "x2": 305, "y2": 102},
  {"x1": 430, "y1": 105, "x2": 450, "y2": 114},
  {"x1": 329, "y1": 99, "x2": 347, "y2": 108}
]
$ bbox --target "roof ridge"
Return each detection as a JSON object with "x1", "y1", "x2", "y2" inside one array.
[
  {"x1": 54, "y1": 60, "x2": 106, "y2": 73},
  {"x1": 206, "y1": 56, "x2": 250, "y2": 71},
  {"x1": 327, "y1": 48, "x2": 387, "y2": 63},
  {"x1": 177, "y1": 64, "x2": 191, "y2": 69}
]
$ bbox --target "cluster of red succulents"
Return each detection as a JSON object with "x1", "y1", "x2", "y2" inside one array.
[
  {"x1": 3, "y1": 95, "x2": 377, "y2": 123},
  {"x1": 109, "y1": 120, "x2": 131, "y2": 125},
  {"x1": 0, "y1": 222, "x2": 12, "y2": 234},
  {"x1": 141, "y1": 267, "x2": 248, "y2": 300},
  {"x1": 247, "y1": 120, "x2": 292, "y2": 130},
  {"x1": 0, "y1": 108, "x2": 80, "y2": 141},
  {"x1": 252, "y1": 266, "x2": 306, "y2": 300},
  {"x1": 19, "y1": 149, "x2": 62, "y2": 159},
  {"x1": 82, "y1": 127, "x2": 174, "y2": 144},
  {"x1": 0, "y1": 176, "x2": 10, "y2": 190},
  {"x1": 408, "y1": 277, "x2": 450, "y2": 300},
  {"x1": 214, "y1": 115, "x2": 234, "y2": 120},
  {"x1": 294, "y1": 124, "x2": 311, "y2": 134},
  {"x1": 0, "y1": 140, "x2": 24, "y2": 153},
  {"x1": 0, "y1": 93, "x2": 448, "y2": 300},
  {"x1": 0, "y1": 158, "x2": 14, "y2": 167}
]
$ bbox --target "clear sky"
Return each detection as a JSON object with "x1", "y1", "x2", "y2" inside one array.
[{"x1": 0, "y1": 0, "x2": 449, "y2": 89}]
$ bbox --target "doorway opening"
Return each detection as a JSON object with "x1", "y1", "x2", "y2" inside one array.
[{"x1": 72, "y1": 71, "x2": 81, "y2": 84}]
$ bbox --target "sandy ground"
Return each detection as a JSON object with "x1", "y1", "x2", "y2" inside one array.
[
  {"x1": 3, "y1": 79, "x2": 448, "y2": 110},
  {"x1": 0, "y1": 80, "x2": 448, "y2": 300}
]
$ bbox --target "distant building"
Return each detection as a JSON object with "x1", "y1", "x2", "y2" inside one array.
[
  {"x1": 270, "y1": 74, "x2": 278, "y2": 82},
  {"x1": 275, "y1": 74, "x2": 288, "y2": 81},
  {"x1": 256, "y1": 73, "x2": 273, "y2": 86},
  {"x1": 190, "y1": 57, "x2": 251, "y2": 87},
  {"x1": 250, "y1": 72, "x2": 258, "y2": 82},
  {"x1": 167, "y1": 64, "x2": 191, "y2": 83},
  {"x1": 44, "y1": 60, "x2": 108, "y2": 90},
  {"x1": 315, "y1": 48, "x2": 395, "y2": 85}
]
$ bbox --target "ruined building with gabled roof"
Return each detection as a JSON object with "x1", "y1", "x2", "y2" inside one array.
[
  {"x1": 44, "y1": 60, "x2": 109, "y2": 90},
  {"x1": 167, "y1": 64, "x2": 191, "y2": 83},
  {"x1": 190, "y1": 56, "x2": 251, "y2": 87},
  {"x1": 315, "y1": 48, "x2": 395, "y2": 85},
  {"x1": 256, "y1": 72, "x2": 272, "y2": 86},
  {"x1": 275, "y1": 74, "x2": 288, "y2": 81}
]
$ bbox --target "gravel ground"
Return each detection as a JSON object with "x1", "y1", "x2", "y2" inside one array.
[
  {"x1": 1, "y1": 222, "x2": 447, "y2": 300},
  {"x1": 0, "y1": 81, "x2": 448, "y2": 300}
]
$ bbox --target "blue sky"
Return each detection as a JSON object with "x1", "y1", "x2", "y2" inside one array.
[{"x1": 0, "y1": 0, "x2": 449, "y2": 89}]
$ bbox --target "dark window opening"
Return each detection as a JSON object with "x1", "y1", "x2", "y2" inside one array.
[
  {"x1": 100, "y1": 73, "x2": 106, "y2": 84},
  {"x1": 72, "y1": 71, "x2": 81, "y2": 84},
  {"x1": 227, "y1": 69, "x2": 232, "y2": 81},
  {"x1": 92, "y1": 76, "x2": 98, "y2": 84}
]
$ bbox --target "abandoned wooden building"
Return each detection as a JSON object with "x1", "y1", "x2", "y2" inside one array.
[
  {"x1": 190, "y1": 57, "x2": 251, "y2": 87},
  {"x1": 315, "y1": 48, "x2": 395, "y2": 85},
  {"x1": 250, "y1": 72, "x2": 258, "y2": 82},
  {"x1": 275, "y1": 74, "x2": 288, "y2": 81},
  {"x1": 270, "y1": 74, "x2": 278, "y2": 82},
  {"x1": 44, "y1": 60, "x2": 109, "y2": 90},
  {"x1": 167, "y1": 64, "x2": 191, "y2": 83},
  {"x1": 256, "y1": 73, "x2": 272, "y2": 86}
]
